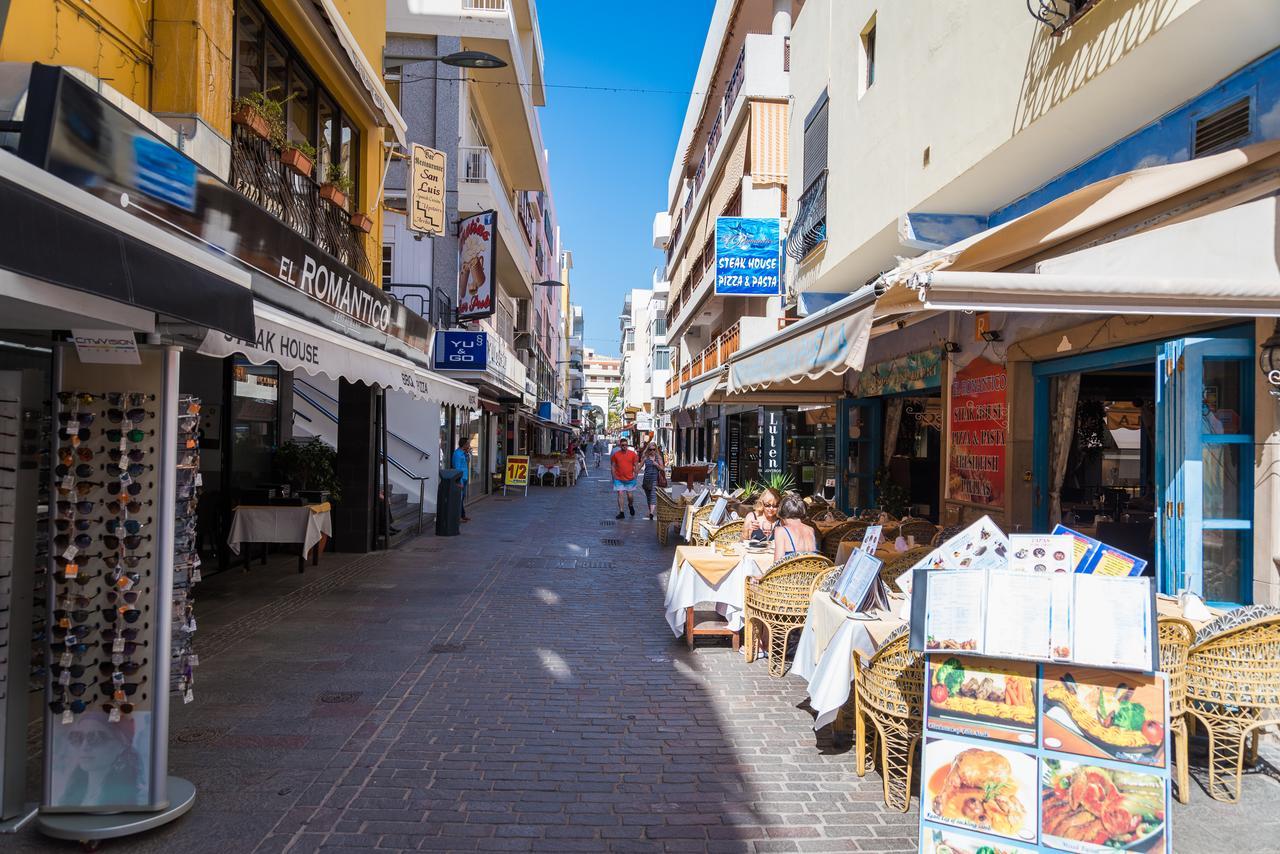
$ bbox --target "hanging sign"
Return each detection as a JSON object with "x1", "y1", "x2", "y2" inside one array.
[
  {"x1": 760, "y1": 408, "x2": 785, "y2": 475},
  {"x1": 457, "y1": 211, "x2": 496, "y2": 321},
  {"x1": 408, "y1": 144, "x2": 447, "y2": 236},
  {"x1": 70, "y1": 330, "x2": 141, "y2": 365},
  {"x1": 433, "y1": 331, "x2": 487, "y2": 371},
  {"x1": 856, "y1": 349, "x2": 942, "y2": 397},
  {"x1": 947, "y1": 356, "x2": 1007, "y2": 507},
  {"x1": 714, "y1": 217, "x2": 781, "y2": 296}
]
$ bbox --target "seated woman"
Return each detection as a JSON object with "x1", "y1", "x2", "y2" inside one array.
[
  {"x1": 773, "y1": 493, "x2": 817, "y2": 562},
  {"x1": 741, "y1": 487, "x2": 782, "y2": 543}
]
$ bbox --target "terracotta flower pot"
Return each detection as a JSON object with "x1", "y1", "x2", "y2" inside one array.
[
  {"x1": 280, "y1": 146, "x2": 314, "y2": 178},
  {"x1": 319, "y1": 183, "x2": 347, "y2": 209},
  {"x1": 349, "y1": 212, "x2": 373, "y2": 233},
  {"x1": 232, "y1": 106, "x2": 271, "y2": 141}
]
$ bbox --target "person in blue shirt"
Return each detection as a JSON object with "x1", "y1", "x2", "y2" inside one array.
[{"x1": 451, "y1": 437, "x2": 471, "y2": 523}]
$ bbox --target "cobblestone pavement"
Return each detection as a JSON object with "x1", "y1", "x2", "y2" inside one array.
[{"x1": 12, "y1": 474, "x2": 1280, "y2": 852}]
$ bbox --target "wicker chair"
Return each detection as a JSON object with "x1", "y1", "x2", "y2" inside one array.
[
  {"x1": 853, "y1": 628, "x2": 925, "y2": 811},
  {"x1": 1158, "y1": 616, "x2": 1195, "y2": 804},
  {"x1": 930, "y1": 524, "x2": 964, "y2": 547},
  {"x1": 819, "y1": 520, "x2": 867, "y2": 560},
  {"x1": 896, "y1": 518, "x2": 939, "y2": 546},
  {"x1": 709, "y1": 520, "x2": 745, "y2": 546},
  {"x1": 743, "y1": 553, "x2": 834, "y2": 677},
  {"x1": 655, "y1": 490, "x2": 683, "y2": 546},
  {"x1": 1185, "y1": 614, "x2": 1280, "y2": 802},
  {"x1": 878, "y1": 547, "x2": 933, "y2": 593}
]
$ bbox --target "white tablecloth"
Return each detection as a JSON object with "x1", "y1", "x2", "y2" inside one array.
[
  {"x1": 536, "y1": 464, "x2": 562, "y2": 479},
  {"x1": 662, "y1": 546, "x2": 770, "y2": 634},
  {"x1": 792, "y1": 592, "x2": 908, "y2": 730},
  {"x1": 227, "y1": 505, "x2": 332, "y2": 555}
]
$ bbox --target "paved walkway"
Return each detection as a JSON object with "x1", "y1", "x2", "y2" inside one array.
[{"x1": 13, "y1": 474, "x2": 1280, "y2": 851}]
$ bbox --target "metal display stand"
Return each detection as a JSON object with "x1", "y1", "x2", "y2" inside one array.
[{"x1": 35, "y1": 346, "x2": 195, "y2": 846}]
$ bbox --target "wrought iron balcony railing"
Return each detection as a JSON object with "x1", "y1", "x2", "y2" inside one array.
[{"x1": 230, "y1": 123, "x2": 374, "y2": 281}]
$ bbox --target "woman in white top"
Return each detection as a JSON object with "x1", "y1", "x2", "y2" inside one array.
[{"x1": 772, "y1": 493, "x2": 817, "y2": 563}]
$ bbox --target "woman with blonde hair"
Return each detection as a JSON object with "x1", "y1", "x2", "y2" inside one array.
[{"x1": 741, "y1": 487, "x2": 782, "y2": 543}]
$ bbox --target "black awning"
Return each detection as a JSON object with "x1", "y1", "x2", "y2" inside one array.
[
  {"x1": 0, "y1": 175, "x2": 254, "y2": 338},
  {"x1": 786, "y1": 170, "x2": 828, "y2": 261}
]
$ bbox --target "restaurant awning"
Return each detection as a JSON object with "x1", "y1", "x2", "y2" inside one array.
[
  {"x1": 199, "y1": 301, "x2": 477, "y2": 408},
  {"x1": 727, "y1": 290, "x2": 875, "y2": 393},
  {"x1": 678, "y1": 371, "x2": 725, "y2": 409},
  {"x1": 311, "y1": 0, "x2": 408, "y2": 147}
]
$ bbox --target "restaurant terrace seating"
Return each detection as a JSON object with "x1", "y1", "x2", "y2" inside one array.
[
  {"x1": 853, "y1": 626, "x2": 924, "y2": 812},
  {"x1": 655, "y1": 490, "x2": 683, "y2": 546},
  {"x1": 896, "y1": 518, "x2": 939, "y2": 546},
  {"x1": 1158, "y1": 615, "x2": 1195, "y2": 804},
  {"x1": 819, "y1": 520, "x2": 866, "y2": 560},
  {"x1": 708, "y1": 519, "x2": 744, "y2": 546},
  {"x1": 689, "y1": 503, "x2": 716, "y2": 546},
  {"x1": 1186, "y1": 610, "x2": 1280, "y2": 802},
  {"x1": 743, "y1": 552, "x2": 833, "y2": 677},
  {"x1": 879, "y1": 547, "x2": 933, "y2": 592}
]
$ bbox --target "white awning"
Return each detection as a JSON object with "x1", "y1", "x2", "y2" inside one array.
[
  {"x1": 199, "y1": 301, "x2": 477, "y2": 408},
  {"x1": 728, "y1": 289, "x2": 876, "y2": 393},
  {"x1": 678, "y1": 371, "x2": 725, "y2": 409},
  {"x1": 313, "y1": 0, "x2": 408, "y2": 147}
]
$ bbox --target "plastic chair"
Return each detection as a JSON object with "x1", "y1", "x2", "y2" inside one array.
[
  {"x1": 742, "y1": 553, "x2": 833, "y2": 677},
  {"x1": 853, "y1": 629, "x2": 924, "y2": 811},
  {"x1": 1186, "y1": 613, "x2": 1280, "y2": 802},
  {"x1": 1158, "y1": 616, "x2": 1194, "y2": 804}
]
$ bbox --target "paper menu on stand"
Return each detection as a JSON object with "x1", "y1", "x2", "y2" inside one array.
[
  {"x1": 916, "y1": 516, "x2": 1009, "y2": 571},
  {"x1": 709, "y1": 497, "x2": 729, "y2": 526},
  {"x1": 831, "y1": 550, "x2": 888, "y2": 612},
  {"x1": 1072, "y1": 574, "x2": 1155, "y2": 671},
  {"x1": 1008, "y1": 534, "x2": 1073, "y2": 573},
  {"x1": 1050, "y1": 524, "x2": 1148, "y2": 576},
  {"x1": 1050, "y1": 524, "x2": 1099, "y2": 570},
  {"x1": 982, "y1": 571, "x2": 1052, "y2": 660},
  {"x1": 860, "y1": 525, "x2": 884, "y2": 554},
  {"x1": 921, "y1": 569, "x2": 985, "y2": 652}
]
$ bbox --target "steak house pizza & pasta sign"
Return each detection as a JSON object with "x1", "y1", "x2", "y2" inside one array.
[{"x1": 948, "y1": 357, "x2": 1007, "y2": 507}]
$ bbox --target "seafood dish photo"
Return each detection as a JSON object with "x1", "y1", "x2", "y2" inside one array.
[
  {"x1": 928, "y1": 746, "x2": 1032, "y2": 840},
  {"x1": 924, "y1": 826, "x2": 1037, "y2": 854},
  {"x1": 1041, "y1": 761, "x2": 1166, "y2": 851},
  {"x1": 1042, "y1": 669, "x2": 1166, "y2": 764},
  {"x1": 930, "y1": 657, "x2": 1036, "y2": 728}
]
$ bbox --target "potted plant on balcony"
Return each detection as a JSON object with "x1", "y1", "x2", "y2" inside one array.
[
  {"x1": 279, "y1": 138, "x2": 316, "y2": 178},
  {"x1": 320, "y1": 162, "x2": 352, "y2": 208},
  {"x1": 231, "y1": 89, "x2": 285, "y2": 143},
  {"x1": 349, "y1": 209, "x2": 374, "y2": 233}
]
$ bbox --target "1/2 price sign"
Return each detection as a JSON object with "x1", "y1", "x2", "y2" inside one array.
[{"x1": 504, "y1": 455, "x2": 530, "y2": 494}]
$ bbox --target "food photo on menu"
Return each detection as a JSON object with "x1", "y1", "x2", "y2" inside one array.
[
  {"x1": 924, "y1": 738, "x2": 1039, "y2": 844},
  {"x1": 922, "y1": 825, "x2": 1037, "y2": 854},
  {"x1": 1040, "y1": 759, "x2": 1168, "y2": 853},
  {"x1": 927, "y1": 656, "x2": 1038, "y2": 746},
  {"x1": 1041, "y1": 666, "x2": 1167, "y2": 768},
  {"x1": 914, "y1": 516, "x2": 1010, "y2": 571}
]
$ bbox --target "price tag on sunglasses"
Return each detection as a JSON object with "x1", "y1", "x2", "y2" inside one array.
[
  {"x1": 108, "y1": 706, "x2": 121, "y2": 723},
  {"x1": 58, "y1": 616, "x2": 70, "y2": 629},
  {"x1": 195, "y1": 472, "x2": 203, "y2": 487},
  {"x1": 184, "y1": 688, "x2": 194, "y2": 704},
  {"x1": 111, "y1": 652, "x2": 123, "y2": 666},
  {"x1": 62, "y1": 555, "x2": 78, "y2": 570},
  {"x1": 60, "y1": 652, "x2": 73, "y2": 668},
  {"x1": 112, "y1": 670, "x2": 125, "y2": 686},
  {"x1": 111, "y1": 688, "x2": 125, "y2": 702},
  {"x1": 62, "y1": 709, "x2": 74, "y2": 725},
  {"x1": 191, "y1": 568, "x2": 202, "y2": 583},
  {"x1": 188, "y1": 653, "x2": 199, "y2": 667},
  {"x1": 58, "y1": 670, "x2": 71, "y2": 686},
  {"x1": 119, "y1": 471, "x2": 132, "y2": 488},
  {"x1": 112, "y1": 636, "x2": 125, "y2": 654}
]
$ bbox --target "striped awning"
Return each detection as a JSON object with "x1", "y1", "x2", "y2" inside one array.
[{"x1": 750, "y1": 100, "x2": 789, "y2": 186}]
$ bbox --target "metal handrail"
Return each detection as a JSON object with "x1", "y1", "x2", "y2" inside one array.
[{"x1": 295, "y1": 378, "x2": 433, "y2": 461}]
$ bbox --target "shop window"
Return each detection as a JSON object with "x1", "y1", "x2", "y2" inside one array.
[
  {"x1": 859, "y1": 16, "x2": 877, "y2": 97},
  {"x1": 265, "y1": 35, "x2": 288, "y2": 104},
  {"x1": 235, "y1": 4, "x2": 265, "y2": 96},
  {"x1": 381, "y1": 244, "x2": 393, "y2": 287},
  {"x1": 230, "y1": 358, "x2": 280, "y2": 492},
  {"x1": 288, "y1": 66, "x2": 316, "y2": 148}
]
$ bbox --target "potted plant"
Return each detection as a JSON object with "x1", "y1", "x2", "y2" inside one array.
[
  {"x1": 349, "y1": 210, "x2": 374, "y2": 233},
  {"x1": 279, "y1": 138, "x2": 316, "y2": 178},
  {"x1": 274, "y1": 438, "x2": 341, "y2": 504},
  {"x1": 320, "y1": 162, "x2": 352, "y2": 208},
  {"x1": 231, "y1": 89, "x2": 285, "y2": 143}
]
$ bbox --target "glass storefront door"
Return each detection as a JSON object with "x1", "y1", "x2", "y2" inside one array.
[
  {"x1": 837, "y1": 398, "x2": 881, "y2": 514},
  {"x1": 229, "y1": 358, "x2": 280, "y2": 492}
]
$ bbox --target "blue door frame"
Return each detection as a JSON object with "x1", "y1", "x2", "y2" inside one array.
[
  {"x1": 1031, "y1": 324, "x2": 1254, "y2": 602},
  {"x1": 837, "y1": 398, "x2": 882, "y2": 514}
]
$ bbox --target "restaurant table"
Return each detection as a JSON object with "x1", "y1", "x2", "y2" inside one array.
[
  {"x1": 228, "y1": 502, "x2": 332, "y2": 573},
  {"x1": 671, "y1": 464, "x2": 713, "y2": 488},
  {"x1": 811, "y1": 519, "x2": 848, "y2": 537},
  {"x1": 1156, "y1": 593, "x2": 1225, "y2": 633},
  {"x1": 664, "y1": 543, "x2": 771, "y2": 645},
  {"x1": 793, "y1": 590, "x2": 909, "y2": 729},
  {"x1": 834, "y1": 541, "x2": 911, "y2": 568}
]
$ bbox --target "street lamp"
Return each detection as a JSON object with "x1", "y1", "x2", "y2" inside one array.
[
  {"x1": 428, "y1": 50, "x2": 507, "y2": 69},
  {"x1": 533, "y1": 280, "x2": 565, "y2": 288}
]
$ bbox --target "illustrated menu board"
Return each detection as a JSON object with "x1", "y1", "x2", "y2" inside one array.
[
  {"x1": 1051, "y1": 525, "x2": 1148, "y2": 576},
  {"x1": 919, "y1": 657, "x2": 1172, "y2": 854}
]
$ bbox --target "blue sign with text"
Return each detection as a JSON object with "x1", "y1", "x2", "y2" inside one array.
[
  {"x1": 715, "y1": 217, "x2": 781, "y2": 296},
  {"x1": 433, "y1": 331, "x2": 487, "y2": 371}
]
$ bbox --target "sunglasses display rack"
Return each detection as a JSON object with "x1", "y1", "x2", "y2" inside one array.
[
  {"x1": 171, "y1": 396, "x2": 201, "y2": 703},
  {"x1": 0, "y1": 370, "x2": 42, "y2": 831},
  {"x1": 36, "y1": 346, "x2": 195, "y2": 840}
]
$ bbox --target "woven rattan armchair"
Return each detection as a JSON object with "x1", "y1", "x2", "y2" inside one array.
[
  {"x1": 1158, "y1": 616, "x2": 1195, "y2": 804},
  {"x1": 853, "y1": 629, "x2": 924, "y2": 811},
  {"x1": 930, "y1": 524, "x2": 964, "y2": 547},
  {"x1": 689, "y1": 504, "x2": 715, "y2": 545},
  {"x1": 709, "y1": 520, "x2": 745, "y2": 546},
  {"x1": 896, "y1": 518, "x2": 939, "y2": 546},
  {"x1": 655, "y1": 490, "x2": 683, "y2": 546},
  {"x1": 819, "y1": 520, "x2": 866, "y2": 560},
  {"x1": 1185, "y1": 614, "x2": 1280, "y2": 802},
  {"x1": 878, "y1": 547, "x2": 933, "y2": 593},
  {"x1": 743, "y1": 553, "x2": 834, "y2": 677}
]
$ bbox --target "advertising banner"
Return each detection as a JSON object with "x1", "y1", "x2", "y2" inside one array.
[
  {"x1": 433, "y1": 331, "x2": 487, "y2": 371},
  {"x1": 408, "y1": 144, "x2": 447, "y2": 236},
  {"x1": 761, "y1": 408, "x2": 785, "y2": 475},
  {"x1": 947, "y1": 357, "x2": 1007, "y2": 507},
  {"x1": 457, "y1": 211, "x2": 496, "y2": 321},
  {"x1": 504, "y1": 454, "x2": 530, "y2": 495},
  {"x1": 714, "y1": 217, "x2": 781, "y2": 296}
]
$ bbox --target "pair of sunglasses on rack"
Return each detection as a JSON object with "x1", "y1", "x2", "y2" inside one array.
[
  {"x1": 49, "y1": 697, "x2": 89, "y2": 715},
  {"x1": 57, "y1": 412, "x2": 94, "y2": 427},
  {"x1": 106, "y1": 428, "x2": 153, "y2": 444},
  {"x1": 101, "y1": 606, "x2": 143, "y2": 624},
  {"x1": 102, "y1": 533, "x2": 151, "y2": 550},
  {"x1": 100, "y1": 677, "x2": 147, "y2": 695},
  {"x1": 54, "y1": 516, "x2": 102, "y2": 533},
  {"x1": 105, "y1": 517, "x2": 149, "y2": 535},
  {"x1": 56, "y1": 392, "x2": 98, "y2": 405}
]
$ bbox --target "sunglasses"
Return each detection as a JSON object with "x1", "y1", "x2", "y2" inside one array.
[
  {"x1": 57, "y1": 481, "x2": 102, "y2": 497},
  {"x1": 107, "y1": 570, "x2": 141, "y2": 589},
  {"x1": 106, "y1": 447, "x2": 149, "y2": 463},
  {"x1": 57, "y1": 412, "x2": 95, "y2": 426},
  {"x1": 113, "y1": 462, "x2": 153, "y2": 478},
  {"x1": 102, "y1": 533, "x2": 150, "y2": 550},
  {"x1": 57, "y1": 500, "x2": 95, "y2": 516},
  {"x1": 57, "y1": 392, "x2": 99, "y2": 405},
  {"x1": 104, "y1": 589, "x2": 141, "y2": 605},
  {"x1": 105, "y1": 428, "x2": 151, "y2": 444},
  {"x1": 100, "y1": 606, "x2": 143, "y2": 623},
  {"x1": 103, "y1": 553, "x2": 149, "y2": 570},
  {"x1": 58, "y1": 446, "x2": 95, "y2": 464},
  {"x1": 107, "y1": 392, "x2": 154, "y2": 407},
  {"x1": 106, "y1": 481, "x2": 145, "y2": 497},
  {"x1": 60, "y1": 426, "x2": 91, "y2": 443},
  {"x1": 51, "y1": 660, "x2": 98, "y2": 678},
  {"x1": 57, "y1": 593, "x2": 94, "y2": 610},
  {"x1": 53, "y1": 608, "x2": 94, "y2": 623},
  {"x1": 54, "y1": 533, "x2": 93, "y2": 550},
  {"x1": 106, "y1": 498, "x2": 151, "y2": 516},
  {"x1": 50, "y1": 641, "x2": 91, "y2": 657},
  {"x1": 101, "y1": 627, "x2": 140, "y2": 643},
  {"x1": 107, "y1": 408, "x2": 153, "y2": 424},
  {"x1": 99, "y1": 639, "x2": 145, "y2": 655},
  {"x1": 55, "y1": 463, "x2": 94, "y2": 479},
  {"x1": 98, "y1": 659, "x2": 146, "y2": 676},
  {"x1": 49, "y1": 698, "x2": 89, "y2": 715},
  {"x1": 100, "y1": 702, "x2": 134, "y2": 716},
  {"x1": 99, "y1": 679, "x2": 145, "y2": 696},
  {"x1": 105, "y1": 518, "x2": 148, "y2": 535},
  {"x1": 54, "y1": 516, "x2": 102, "y2": 533}
]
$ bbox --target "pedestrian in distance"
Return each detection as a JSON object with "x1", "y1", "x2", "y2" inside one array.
[
  {"x1": 639, "y1": 444, "x2": 665, "y2": 520},
  {"x1": 610, "y1": 436, "x2": 640, "y2": 520},
  {"x1": 451, "y1": 437, "x2": 471, "y2": 523}
]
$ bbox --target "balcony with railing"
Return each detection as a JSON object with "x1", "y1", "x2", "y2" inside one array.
[
  {"x1": 230, "y1": 122, "x2": 373, "y2": 281},
  {"x1": 388, "y1": 283, "x2": 455, "y2": 328},
  {"x1": 666, "y1": 316, "x2": 789, "y2": 401}
]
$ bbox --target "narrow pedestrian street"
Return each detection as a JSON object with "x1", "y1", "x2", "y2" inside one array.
[{"x1": 9, "y1": 473, "x2": 1275, "y2": 853}]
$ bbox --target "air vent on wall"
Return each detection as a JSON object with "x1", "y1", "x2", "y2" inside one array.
[{"x1": 1193, "y1": 97, "x2": 1251, "y2": 158}]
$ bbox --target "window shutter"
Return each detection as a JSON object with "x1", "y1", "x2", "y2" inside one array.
[{"x1": 803, "y1": 92, "x2": 830, "y2": 191}]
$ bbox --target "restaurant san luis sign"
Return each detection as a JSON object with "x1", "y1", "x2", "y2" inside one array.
[{"x1": 17, "y1": 64, "x2": 432, "y2": 361}]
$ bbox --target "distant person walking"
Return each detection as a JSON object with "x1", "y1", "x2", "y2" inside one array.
[
  {"x1": 639, "y1": 444, "x2": 665, "y2": 521},
  {"x1": 610, "y1": 437, "x2": 640, "y2": 520},
  {"x1": 451, "y1": 437, "x2": 471, "y2": 523}
]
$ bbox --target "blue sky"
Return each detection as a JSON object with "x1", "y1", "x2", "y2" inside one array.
[{"x1": 537, "y1": 1, "x2": 715, "y2": 357}]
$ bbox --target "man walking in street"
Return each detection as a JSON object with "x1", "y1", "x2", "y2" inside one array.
[
  {"x1": 451, "y1": 437, "x2": 471, "y2": 523},
  {"x1": 610, "y1": 436, "x2": 640, "y2": 520}
]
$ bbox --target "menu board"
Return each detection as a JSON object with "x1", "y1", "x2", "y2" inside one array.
[
  {"x1": 1051, "y1": 525, "x2": 1148, "y2": 577},
  {"x1": 861, "y1": 524, "x2": 884, "y2": 554},
  {"x1": 913, "y1": 516, "x2": 1010, "y2": 571},
  {"x1": 830, "y1": 550, "x2": 887, "y2": 612},
  {"x1": 918, "y1": 657, "x2": 1172, "y2": 854},
  {"x1": 911, "y1": 569, "x2": 1155, "y2": 672},
  {"x1": 1010, "y1": 534, "x2": 1074, "y2": 574}
]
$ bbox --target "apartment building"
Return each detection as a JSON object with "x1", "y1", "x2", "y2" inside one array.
[
  {"x1": 617, "y1": 279, "x2": 672, "y2": 445},
  {"x1": 582, "y1": 348, "x2": 622, "y2": 433}
]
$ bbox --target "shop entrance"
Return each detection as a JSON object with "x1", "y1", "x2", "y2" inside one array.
[
  {"x1": 838, "y1": 393, "x2": 943, "y2": 519},
  {"x1": 1034, "y1": 326, "x2": 1254, "y2": 604}
]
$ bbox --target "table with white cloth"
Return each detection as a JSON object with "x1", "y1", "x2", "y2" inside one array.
[
  {"x1": 834, "y1": 540, "x2": 912, "y2": 568},
  {"x1": 227, "y1": 502, "x2": 333, "y2": 573},
  {"x1": 792, "y1": 590, "x2": 908, "y2": 730},
  {"x1": 663, "y1": 543, "x2": 771, "y2": 647}
]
